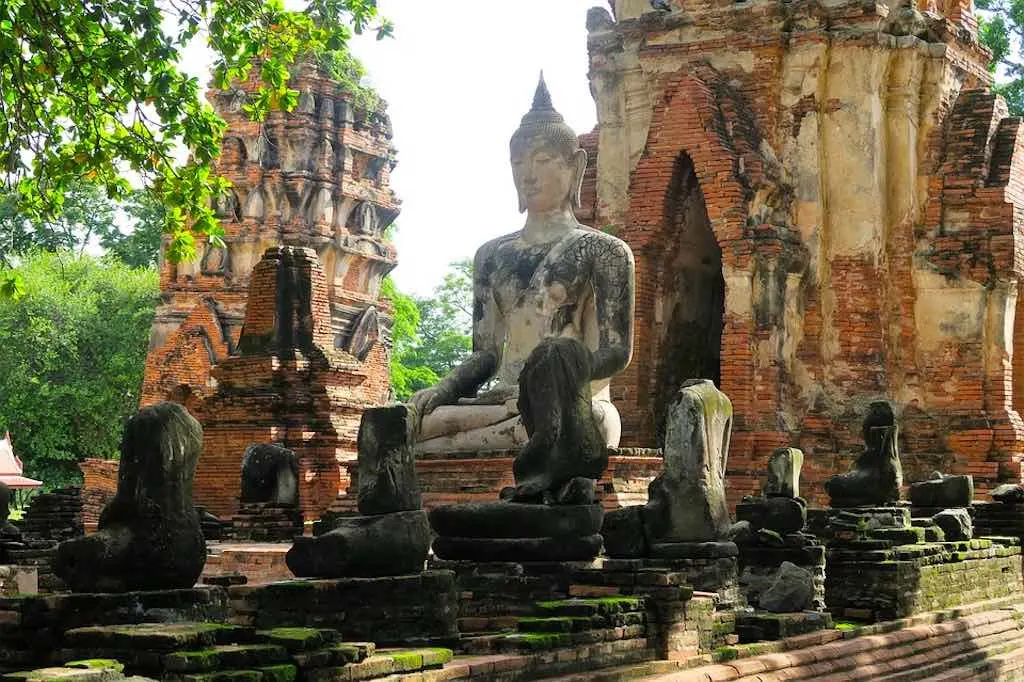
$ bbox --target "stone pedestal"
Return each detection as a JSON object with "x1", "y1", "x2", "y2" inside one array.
[
  {"x1": 0, "y1": 587, "x2": 227, "y2": 672},
  {"x1": 823, "y1": 506, "x2": 1022, "y2": 622},
  {"x1": 227, "y1": 571, "x2": 459, "y2": 646},
  {"x1": 230, "y1": 502, "x2": 302, "y2": 542},
  {"x1": 429, "y1": 501, "x2": 605, "y2": 563}
]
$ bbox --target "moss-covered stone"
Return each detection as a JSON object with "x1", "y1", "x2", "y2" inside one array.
[
  {"x1": 387, "y1": 651, "x2": 423, "y2": 673},
  {"x1": 174, "y1": 670, "x2": 262, "y2": 682},
  {"x1": 713, "y1": 646, "x2": 739, "y2": 662},
  {"x1": 516, "y1": 616, "x2": 593, "y2": 633},
  {"x1": 65, "y1": 623, "x2": 244, "y2": 652},
  {"x1": 254, "y1": 665, "x2": 296, "y2": 682},
  {"x1": 499, "y1": 632, "x2": 573, "y2": 651},
  {"x1": 253, "y1": 628, "x2": 337, "y2": 652},
  {"x1": 62, "y1": 662, "x2": 123, "y2": 674},
  {"x1": 162, "y1": 645, "x2": 288, "y2": 673},
  {"x1": 533, "y1": 596, "x2": 644, "y2": 617}
]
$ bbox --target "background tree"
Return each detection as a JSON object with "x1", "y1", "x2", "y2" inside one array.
[
  {"x1": 384, "y1": 260, "x2": 473, "y2": 400},
  {"x1": 0, "y1": 183, "x2": 165, "y2": 269},
  {"x1": 0, "y1": 0, "x2": 391, "y2": 297},
  {"x1": 0, "y1": 252, "x2": 158, "y2": 486},
  {"x1": 978, "y1": 0, "x2": 1024, "y2": 114}
]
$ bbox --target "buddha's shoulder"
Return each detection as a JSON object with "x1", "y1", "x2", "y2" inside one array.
[
  {"x1": 569, "y1": 225, "x2": 633, "y2": 263},
  {"x1": 475, "y1": 231, "x2": 520, "y2": 257}
]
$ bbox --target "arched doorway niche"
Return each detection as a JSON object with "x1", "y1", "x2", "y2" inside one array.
[{"x1": 651, "y1": 152, "x2": 725, "y2": 440}]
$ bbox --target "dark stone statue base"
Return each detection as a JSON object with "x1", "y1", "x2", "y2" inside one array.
[
  {"x1": 428, "y1": 501, "x2": 605, "y2": 562},
  {"x1": 286, "y1": 509, "x2": 429, "y2": 578},
  {"x1": 649, "y1": 541, "x2": 738, "y2": 560},
  {"x1": 432, "y1": 534, "x2": 603, "y2": 562},
  {"x1": 428, "y1": 502, "x2": 603, "y2": 538}
]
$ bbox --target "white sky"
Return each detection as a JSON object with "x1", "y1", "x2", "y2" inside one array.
[{"x1": 341, "y1": 1, "x2": 603, "y2": 295}]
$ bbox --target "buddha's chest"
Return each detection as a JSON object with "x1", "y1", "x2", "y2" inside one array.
[{"x1": 489, "y1": 244, "x2": 592, "y2": 320}]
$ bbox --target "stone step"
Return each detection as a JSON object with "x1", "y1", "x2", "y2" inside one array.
[
  {"x1": 162, "y1": 644, "x2": 289, "y2": 674},
  {"x1": 64, "y1": 623, "x2": 252, "y2": 652},
  {"x1": 875, "y1": 626, "x2": 1024, "y2": 681},
  {"x1": 532, "y1": 597, "x2": 646, "y2": 618}
]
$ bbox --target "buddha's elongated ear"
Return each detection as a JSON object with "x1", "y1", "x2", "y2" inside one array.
[{"x1": 571, "y1": 148, "x2": 588, "y2": 210}]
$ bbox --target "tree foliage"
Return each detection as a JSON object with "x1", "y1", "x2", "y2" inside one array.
[
  {"x1": 0, "y1": 251, "x2": 158, "y2": 486},
  {"x1": 0, "y1": 0, "x2": 391, "y2": 296},
  {"x1": 978, "y1": 0, "x2": 1024, "y2": 115},
  {"x1": 0, "y1": 182, "x2": 165, "y2": 269},
  {"x1": 384, "y1": 260, "x2": 474, "y2": 401}
]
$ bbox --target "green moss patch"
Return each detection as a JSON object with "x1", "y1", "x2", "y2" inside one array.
[
  {"x1": 534, "y1": 597, "x2": 644, "y2": 617},
  {"x1": 713, "y1": 646, "x2": 739, "y2": 662},
  {"x1": 516, "y1": 616, "x2": 593, "y2": 633},
  {"x1": 62, "y1": 662, "x2": 122, "y2": 673},
  {"x1": 255, "y1": 664, "x2": 296, "y2": 682},
  {"x1": 253, "y1": 628, "x2": 338, "y2": 652}
]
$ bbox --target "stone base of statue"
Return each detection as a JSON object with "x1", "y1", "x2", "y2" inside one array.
[
  {"x1": 230, "y1": 502, "x2": 302, "y2": 543},
  {"x1": 286, "y1": 509, "x2": 430, "y2": 578},
  {"x1": 429, "y1": 501, "x2": 605, "y2": 562}
]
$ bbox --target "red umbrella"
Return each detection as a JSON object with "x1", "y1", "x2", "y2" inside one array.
[{"x1": 0, "y1": 432, "x2": 42, "y2": 489}]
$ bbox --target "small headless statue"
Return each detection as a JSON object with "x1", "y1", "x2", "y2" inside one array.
[{"x1": 410, "y1": 76, "x2": 635, "y2": 501}]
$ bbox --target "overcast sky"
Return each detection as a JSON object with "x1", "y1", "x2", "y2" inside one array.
[{"x1": 346, "y1": 1, "x2": 603, "y2": 295}]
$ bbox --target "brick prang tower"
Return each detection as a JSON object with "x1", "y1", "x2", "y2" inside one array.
[{"x1": 140, "y1": 62, "x2": 399, "y2": 519}]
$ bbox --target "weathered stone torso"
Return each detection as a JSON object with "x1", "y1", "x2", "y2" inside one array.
[{"x1": 480, "y1": 227, "x2": 620, "y2": 401}]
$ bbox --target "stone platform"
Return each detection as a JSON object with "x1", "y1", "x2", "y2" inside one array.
[
  {"x1": 226, "y1": 571, "x2": 459, "y2": 646},
  {"x1": 0, "y1": 587, "x2": 228, "y2": 672},
  {"x1": 826, "y1": 537, "x2": 1023, "y2": 622},
  {"x1": 331, "y1": 448, "x2": 664, "y2": 514}
]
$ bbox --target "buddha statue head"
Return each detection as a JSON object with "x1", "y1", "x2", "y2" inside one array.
[{"x1": 510, "y1": 74, "x2": 587, "y2": 215}]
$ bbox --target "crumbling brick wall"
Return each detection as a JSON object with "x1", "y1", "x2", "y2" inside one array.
[{"x1": 585, "y1": 0, "x2": 1024, "y2": 506}]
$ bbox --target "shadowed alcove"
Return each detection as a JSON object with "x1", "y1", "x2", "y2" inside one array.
[{"x1": 652, "y1": 152, "x2": 725, "y2": 440}]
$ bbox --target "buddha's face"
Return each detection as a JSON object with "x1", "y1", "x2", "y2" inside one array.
[{"x1": 512, "y1": 136, "x2": 576, "y2": 215}]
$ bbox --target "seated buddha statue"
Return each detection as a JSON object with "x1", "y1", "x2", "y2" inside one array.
[{"x1": 409, "y1": 76, "x2": 635, "y2": 470}]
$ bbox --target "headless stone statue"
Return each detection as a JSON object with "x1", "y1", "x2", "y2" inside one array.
[
  {"x1": 825, "y1": 401, "x2": 903, "y2": 508},
  {"x1": 410, "y1": 75, "x2": 634, "y2": 459},
  {"x1": 240, "y1": 443, "x2": 299, "y2": 507},
  {"x1": 602, "y1": 379, "x2": 734, "y2": 557},
  {"x1": 55, "y1": 402, "x2": 206, "y2": 592}
]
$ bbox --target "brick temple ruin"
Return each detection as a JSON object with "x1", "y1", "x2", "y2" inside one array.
[
  {"x1": 578, "y1": 0, "x2": 1024, "y2": 505},
  {"x1": 80, "y1": 0, "x2": 1024, "y2": 521},
  {"x1": 12, "y1": 2, "x2": 1024, "y2": 681},
  {"x1": 83, "y1": 63, "x2": 401, "y2": 519}
]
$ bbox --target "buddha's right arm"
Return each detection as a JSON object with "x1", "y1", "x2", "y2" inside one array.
[{"x1": 408, "y1": 245, "x2": 504, "y2": 414}]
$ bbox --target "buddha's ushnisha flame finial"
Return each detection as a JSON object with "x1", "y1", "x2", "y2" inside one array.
[
  {"x1": 517, "y1": 71, "x2": 566, "y2": 129},
  {"x1": 532, "y1": 71, "x2": 554, "y2": 111}
]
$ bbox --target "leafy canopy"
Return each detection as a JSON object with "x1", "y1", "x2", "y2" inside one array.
[
  {"x1": 0, "y1": 251, "x2": 158, "y2": 486},
  {"x1": 385, "y1": 260, "x2": 473, "y2": 401},
  {"x1": 977, "y1": 0, "x2": 1024, "y2": 114},
  {"x1": 0, "y1": 0, "x2": 391, "y2": 296}
]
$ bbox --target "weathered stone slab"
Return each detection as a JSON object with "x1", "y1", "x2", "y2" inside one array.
[
  {"x1": 736, "y1": 497, "x2": 806, "y2": 535},
  {"x1": 759, "y1": 561, "x2": 814, "y2": 613},
  {"x1": 432, "y1": 534, "x2": 603, "y2": 562},
  {"x1": 909, "y1": 473, "x2": 973, "y2": 508},
  {"x1": 649, "y1": 541, "x2": 738, "y2": 559},
  {"x1": 765, "y1": 448, "x2": 803, "y2": 498},
  {"x1": 644, "y1": 379, "x2": 732, "y2": 543},
  {"x1": 54, "y1": 402, "x2": 206, "y2": 592},
  {"x1": 428, "y1": 502, "x2": 602, "y2": 539},
  {"x1": 0, "y1": 567, "x2": 36, "y2": 597},
  {"x1": 357, "y1": 405, "x2": 420, "y2": 515},
  {"x1": 992, "y1": 483, "x2": 1024, "y2": 504},
  {"x1": 601, "y1": 506, "x2": 647, "y2": 558},
  {"x1": 286, "y1": 510, "x2": 428, "y2": 578}
]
